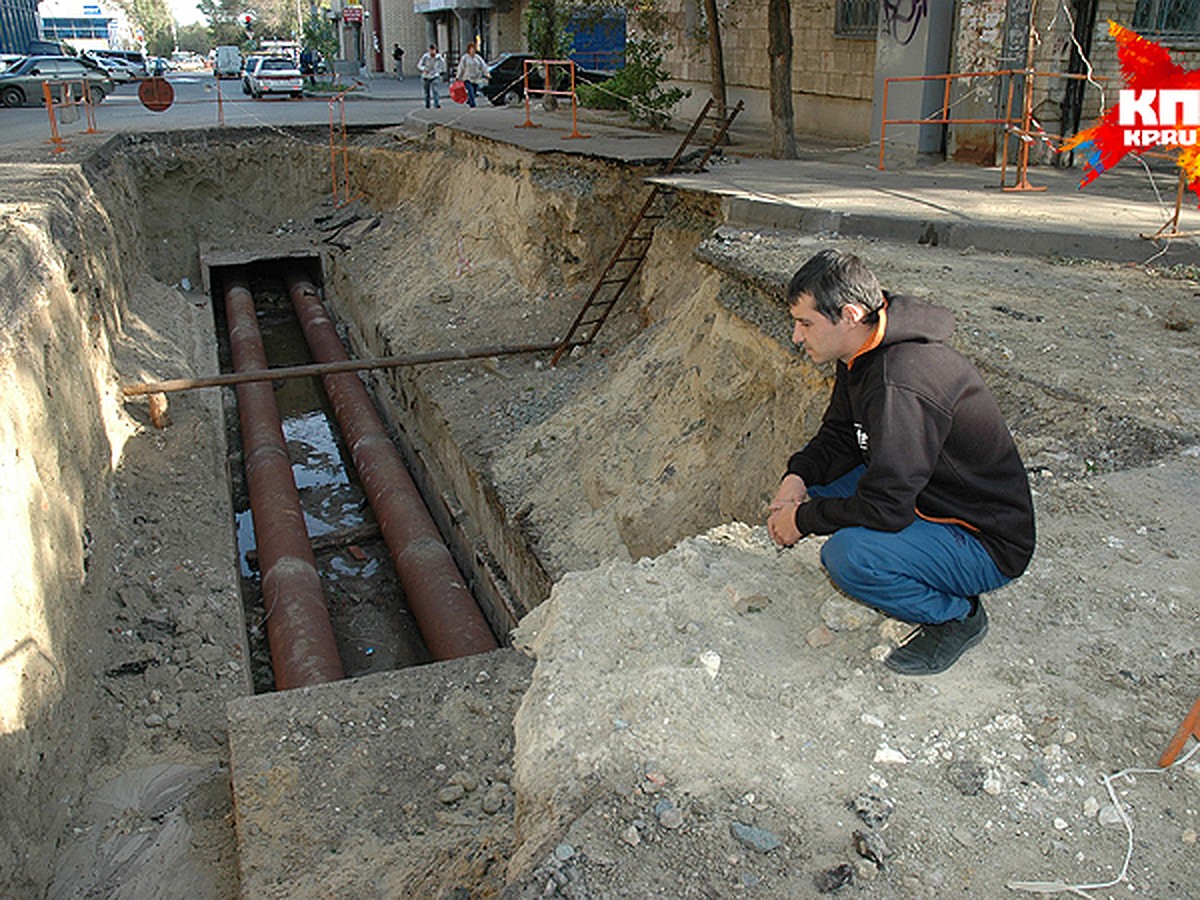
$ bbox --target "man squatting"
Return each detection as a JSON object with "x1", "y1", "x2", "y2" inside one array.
[{"x1": 767, "y1": 250, "x2": 1035, "y2": 675}]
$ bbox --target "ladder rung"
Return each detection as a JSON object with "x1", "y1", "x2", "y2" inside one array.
[{"x1": 554, "y1": 101, "x2": 741, "y2": 362}]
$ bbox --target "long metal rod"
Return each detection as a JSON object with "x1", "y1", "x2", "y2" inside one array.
[
  {"x1": 123, "y1": 341, "x2": 560, "y2": 397},
  {"x1": 285, "y1": 272, "x2": 499, "y2": 661},
  {"x1": 225, "y1": 274, "x2": 345, "y2": 690}
]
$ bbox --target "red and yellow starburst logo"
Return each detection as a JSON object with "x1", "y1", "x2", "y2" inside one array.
[{"x1": 1061, "y1": 21, "x2": 1200, "y2": 203}]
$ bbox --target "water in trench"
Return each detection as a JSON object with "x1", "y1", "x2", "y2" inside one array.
[{"x1": 221, "y1": 275, "x2": 433, "y2": 691}]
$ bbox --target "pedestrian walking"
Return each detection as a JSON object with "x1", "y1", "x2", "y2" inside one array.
[
  {"x1": 417, "y1": 44, "x2": 445, "y2": 108},
  {"x1": 455, "y1": 42, "x2": 488, "y2": 107},
  {"x1": 392, "y1": 44, "x2": 404, "y2": 80}
]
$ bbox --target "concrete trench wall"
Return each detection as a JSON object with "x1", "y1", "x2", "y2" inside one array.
[{"x1": 0, "y1": 164, "x2": 135, "y2": 893}]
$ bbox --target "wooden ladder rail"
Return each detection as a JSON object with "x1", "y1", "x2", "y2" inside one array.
[
  {"x1": 550, "y1": 99, "x2": 744, "y2": 366},
  {"x1": 665, "y1": 98, "x2": 745, "y2": 175}
]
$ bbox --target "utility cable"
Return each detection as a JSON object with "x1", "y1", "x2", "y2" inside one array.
[{"x1": 1007, "y1": 740, "x2": 1200, "y2": 897}]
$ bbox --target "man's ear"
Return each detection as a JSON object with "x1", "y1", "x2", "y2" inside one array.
[{"x1": 842, "y1": 303, "x2": 867, "y2": 325}]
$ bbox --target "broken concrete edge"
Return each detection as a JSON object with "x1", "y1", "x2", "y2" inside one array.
[{"x1": 225, "y1": 647, "x2": 534, "y2": 897}]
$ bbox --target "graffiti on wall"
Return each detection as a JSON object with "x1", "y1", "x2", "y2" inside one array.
[{"x1": 882, "y1": 0, "x2": 929, "y2": 46}]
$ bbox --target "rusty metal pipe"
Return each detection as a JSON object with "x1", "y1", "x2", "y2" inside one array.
[
  {"x1": 122, "y1": 341, "x2": 559, "y2": 397},
  {"x1": 225, "y1": 274, "x2": 345, "y2": 689},
  {"x1": 285, "y1": 272, "x2": 498, "y2": 660}
]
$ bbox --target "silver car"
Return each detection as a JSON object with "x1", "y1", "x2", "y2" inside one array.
[
  {"x1": 0, "y1": 56, "x2": 114, "y2": 107},
  {"x1": 244, "y1": 56, "x2": 304, "y2": 99}
]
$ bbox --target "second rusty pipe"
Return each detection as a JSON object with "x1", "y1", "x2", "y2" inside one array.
[
  {"x1": 225, "y1": 274, "x2": 345, "y2": 689},
  {"x1": 285, "y1": 272, "x2": 498, "y2": 660}
]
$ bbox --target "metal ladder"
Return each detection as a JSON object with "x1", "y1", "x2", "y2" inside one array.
[{"x1": 550, "y1": 97, "x2": 745, "y2": 366}]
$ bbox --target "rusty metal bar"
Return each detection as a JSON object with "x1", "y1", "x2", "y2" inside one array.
[
  {"x1": 122, "y1": 341, "x2": 559, "y2": 397},
  {"x1": 285, "y1": 272, "x2": 499, "y2": 660},
  {"x1": 225, "y1": 273, "x2": 345, "y2": 689},
  {"x1": 879, "y1": 68, "x2": 1112, "y2": 173}
]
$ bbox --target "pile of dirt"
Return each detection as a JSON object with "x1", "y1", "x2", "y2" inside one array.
[{"x1": 480, "y1": 226, "x2": 1200, "y2": 897}]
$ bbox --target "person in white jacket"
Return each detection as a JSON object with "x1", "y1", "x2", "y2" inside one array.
[
  {"x1": 455, "y1": 42, "x2": 488, "y2": 108},
  {"x1": 417, "y1": 44, "x2": 445, "y2": 108}
]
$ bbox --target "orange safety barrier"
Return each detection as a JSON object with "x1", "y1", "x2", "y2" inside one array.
[
  {"x1": 515, "y1": 58, "x2": 589, "y2": 140},
  {"x1": 214, "y1": 71, "x2": 225, "y2": 126},
  {"x1": 328, "y1": 88, "x2": 363, "y2": 208},
  {"x1": 879, "y1": 69, "x2": 1109, "y2": 191},
  {"x1": 1160, "y1": 697, "x2": 1200, "y2": 767},
  {"x1": 42, "y1": 79, "x2": 99, "y2": 153}
]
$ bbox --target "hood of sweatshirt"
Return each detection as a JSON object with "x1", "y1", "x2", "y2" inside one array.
[{"x1": 876, "y1": 292, "x2": 955, "y2": 349}]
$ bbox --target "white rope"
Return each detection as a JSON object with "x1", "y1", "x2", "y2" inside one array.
[{"x1": 1006, "y1": 739, "x2": 1200, "y2": 896}]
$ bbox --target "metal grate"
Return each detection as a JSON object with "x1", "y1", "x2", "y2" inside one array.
[
  {"x1": 835, "y1": 0, "x2": 879, "y2": 38},
  {"x1": 1134, "y1": 0, "x2": 1200, "y2": 38}
]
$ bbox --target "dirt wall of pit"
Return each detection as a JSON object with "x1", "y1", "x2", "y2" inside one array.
[
  {"x1": 0, "y1": 126, "x2": 668, "y2": 892},
  {"x1": 0, "y1": 163, "x2": 134, "y2": 893}
]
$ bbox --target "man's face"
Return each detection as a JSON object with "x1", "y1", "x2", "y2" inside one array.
[{"x1": 789, "y1": 292, "x2": 860, "y2": 365}]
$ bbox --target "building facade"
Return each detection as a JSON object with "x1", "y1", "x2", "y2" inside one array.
[
  {"x1": 655, "y1": 0, "x2": 1200, "y2": 163},
  {"x1": 0, "y1": 0, "x2": 40, "y2": 53}
]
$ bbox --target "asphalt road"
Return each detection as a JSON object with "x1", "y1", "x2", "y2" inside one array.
[{"x1": 0, "y1": 70, "x2": 426, "y2": 148}]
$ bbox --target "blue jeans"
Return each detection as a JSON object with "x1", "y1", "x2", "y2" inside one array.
[
  {"x1": 808, "y1": 466, "x2": 1010, "y2": 624},
  {"x1": 465, "y1": 80, "x2": 478, "y2": 107},
  {"x1": 423, "y1": 77, "x2": 440, "y2": 107}
]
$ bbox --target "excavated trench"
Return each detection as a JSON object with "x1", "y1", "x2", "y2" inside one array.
[
  {"x1": 7, "y1": 123, "x2": 1198, "y2": 896},
  {"x1": 0, "y1": 125, "x2": 681, "y2": 895},
  {"x1": 107, "y1": 124, "x2": 682, "y2": 695}
]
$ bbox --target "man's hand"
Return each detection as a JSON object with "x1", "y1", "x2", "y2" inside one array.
[
  {"x1": 767, "y1": 475, "x2": 807, "y2": 547},
  {"x1": 769, "y1": 473, "x2": 807, "y2": 510},
  {"x1": 767, "y1": 501, "x2": 802, "y2": 547}
]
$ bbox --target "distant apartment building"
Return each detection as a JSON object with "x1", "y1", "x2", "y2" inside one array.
[
  {"x1": 331, "y1": 0, "x2": 623, "y2": 78},
  {"x1": 37, "y1": 0, "x2": 137, "y2": 53}
]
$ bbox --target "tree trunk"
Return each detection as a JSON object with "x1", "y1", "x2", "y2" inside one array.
[
  {"x1": 767, "y1": 0, "x2": 797, "y2": 159},
  {"x1": 703, "y1": 0, "x2": 728, "y2": 126}
]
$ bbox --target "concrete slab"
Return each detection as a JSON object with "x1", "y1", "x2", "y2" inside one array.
[{"x1": 227, "y1": 648, "x2": 532, "y2": 899}]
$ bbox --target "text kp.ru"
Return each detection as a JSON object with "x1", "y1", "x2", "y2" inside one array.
[{"x1": 1119, "y1": 89, "x2": 1200, "y2": 146}]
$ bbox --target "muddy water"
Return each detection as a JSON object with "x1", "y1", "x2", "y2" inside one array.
[{"x1": 233, "y1": 292, "x2": 431, "y2": 691}]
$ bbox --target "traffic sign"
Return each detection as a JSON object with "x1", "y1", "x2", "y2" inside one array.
[{"x1": 138, "y1": 78, "x2": 174, "y2": 112}]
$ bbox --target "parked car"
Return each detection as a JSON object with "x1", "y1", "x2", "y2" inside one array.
[
  {"x1": 81, "y1": 52, "x2": 138, "y2": 84},
  {"x1": 93, "y1": 50, "x2": 148, "y2": 78},
  {"x1": 0, "y1": 55, "x2": 114, "y2": 107},
  {"x1": 244, "y1": 56, "x2": 304, "y2": 99},
  {"x1": 240, "y1": 55, "x2": 265, "y2": 94},
  {"x1": 104, "y1": 58, "x2": 146, "y2": 81},
  {"x1": 482, "y1": 53, "x2": 609, "y2": 106}
]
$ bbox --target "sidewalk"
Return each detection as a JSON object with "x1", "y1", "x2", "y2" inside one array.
[{"x1": 403, "y1": 96, "x2": 1200, "y2": 266}]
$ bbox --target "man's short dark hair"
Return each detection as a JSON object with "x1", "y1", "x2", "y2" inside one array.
[{"x1": 787, "y1": 249, "x2": 884, "y2": 324}]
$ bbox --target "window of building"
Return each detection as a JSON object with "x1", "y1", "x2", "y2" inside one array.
[
  {"x1": 1134, "y1": 0, "x2": 1200, "y2": 39},
  {"x1": 835, "y1": 0, "x2": 878, "y2": 38},
  {"x1": 41, "y1": 16, "x2": 113, "y2": 41}
]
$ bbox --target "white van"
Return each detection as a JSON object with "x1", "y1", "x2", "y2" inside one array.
[{"x1": 215, "y1": 46, "x2": 242, "y2": 78}]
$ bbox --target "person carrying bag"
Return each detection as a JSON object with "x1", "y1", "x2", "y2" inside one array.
[{"x1": 454, "y1": 42, "x2": 488, "y2": 108}]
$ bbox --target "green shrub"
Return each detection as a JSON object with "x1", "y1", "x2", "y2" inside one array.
[{"x1": 577, "y1": 36, "x2": 689, "y2": 128}]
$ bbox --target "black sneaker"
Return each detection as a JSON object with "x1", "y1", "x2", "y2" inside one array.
[{"x1": 883, "y1": 598, "x2": 988, "y2": 676}]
